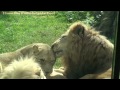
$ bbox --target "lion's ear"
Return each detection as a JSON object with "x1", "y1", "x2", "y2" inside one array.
[
  {"x1": 74, "y1": 25, "x2": 84, "y2": 35},
  {"x1": 72, "y1": 23, "x2": 85, "y2": 35},
  {"x1": 33, "y1": 45, "x2": 39, "y2": 55},
  {"x1": 33, "y1": 45, "x2": 43, "y2": 55}
]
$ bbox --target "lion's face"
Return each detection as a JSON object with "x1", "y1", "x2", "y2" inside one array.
[
  {"x1": 51, "y1": 33, "x2": 69, "y2": 58},
  {"x1": 33, "y1": 45, "x2": 56, "y2": 76}
]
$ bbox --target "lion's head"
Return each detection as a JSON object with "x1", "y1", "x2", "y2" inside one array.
[
  {"x1": 33, "y1": 43, "x2": 56, "y2": 76},
  {"x1": 51, "y1": 22, "x2": 87, "y2": 58},
  {"x1": 51, "y1": 22, "x2": 113, "y2": 79}
]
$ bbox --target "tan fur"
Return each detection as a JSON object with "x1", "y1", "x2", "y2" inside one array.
[
  {"x1": 46, "y1": 68, "x2": 67, "y2": 79},
  {"x1": 54, "y1": 67, "x2": 64, "y2": 73},
  {"x1": 45, "y1": 67, "x2": 66, "y2": 79},
  {"x1": 0, "y1": 43, "x2": 56, "y2": 76},
  {"x1": 0, "y1": 62, "x2": 3, "y2": 73},
  {"x1": 52, "y1": 22, "x2": 114, "y2": 79},
  {"x1": 0, "y1": 56, "x2": 46, "y2": 79}
]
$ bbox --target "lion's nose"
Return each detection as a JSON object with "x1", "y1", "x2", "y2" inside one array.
[{"x1": 51, "y1": 43, "x2": 57, "y2": 50}]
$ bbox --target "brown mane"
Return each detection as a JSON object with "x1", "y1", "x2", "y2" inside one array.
[{"x1": 61, "y1": 22, "x2": 114, "y2": 79}]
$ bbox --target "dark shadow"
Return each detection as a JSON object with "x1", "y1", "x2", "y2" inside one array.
[{"x1": 111, "y1": 11, "x2": 120, "y2": 79}]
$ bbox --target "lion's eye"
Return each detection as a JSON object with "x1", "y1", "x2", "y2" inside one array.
[{"x1": 40, "y1": 59, "x2": 45, "y2": 62}]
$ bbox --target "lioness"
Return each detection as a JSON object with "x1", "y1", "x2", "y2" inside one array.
[{"x1": 0, "y1": 43, "x2": 56, "y2": 76}]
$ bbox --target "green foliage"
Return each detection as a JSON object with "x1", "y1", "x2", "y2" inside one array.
[
  {"x1": 55, "y1": 11, "x2": 96, "y2": 26},
  {"x1": 54, "y1": 58, "x2": 62, "y2": 68},
  {"x1": 88, "y1": 11, "x2": 103, "y2": 27}
]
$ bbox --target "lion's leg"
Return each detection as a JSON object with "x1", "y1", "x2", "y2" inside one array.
[
  {"x1": 47, "y1": 74, "x2": 67, "y2": 79},
  {"x1": 95, "y1": 68, "x2": 112, "y2": 79},
  {"x1": 53, "y1": 67, "x2": 65, "y2": 74},
  {"x1": 80, "y1": 74, "x2": 111, "y2": 79},
  {"x1": 80, "y1": 68, "x2": 112, "y2": 79},
  {"x1": 80, "y1": 74, "x2": 98, "y2": 79},
  {"x1": 46, "y1": 69, "x2": 67, "y2": 79}
]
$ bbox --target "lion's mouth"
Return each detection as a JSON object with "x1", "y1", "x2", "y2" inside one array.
[{"x1": 54, "y1": 50, "x2": 63, "y2": 57}]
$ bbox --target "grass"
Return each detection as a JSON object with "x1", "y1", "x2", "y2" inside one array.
[
  {"x1": 0, "y1": 13, "x2": 69, "y2": 68},
  {"x1": 0, "y1": 14, "x2": 68, "y2": 51}
]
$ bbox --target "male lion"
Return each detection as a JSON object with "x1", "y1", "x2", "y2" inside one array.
[
  {"x1": 0, "y1": 56, "x2": 46, "y2": 79},
  {"x1": 0, "y1": 43, "x2": 56, "y2": 76},
  {"x1": 52, "y1": 22, "x2": 114, "y2": 79}
]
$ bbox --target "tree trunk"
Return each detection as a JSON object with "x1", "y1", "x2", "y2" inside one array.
[{"x1": 95, "y1": 11, "x2": 117, "y2": 39}]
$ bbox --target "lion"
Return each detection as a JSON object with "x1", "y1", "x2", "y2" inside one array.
[
  {"x1": 51, "y1": 22, "x2": 114, "y2": 79},
  {"x1": 0, "y1": 56, "x2": 46, "y2": 79},
  {"x1": 0, "y1": 43, "x2": 56, "y2": 76}
]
